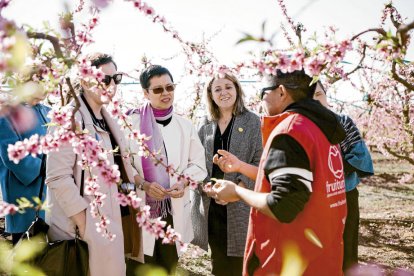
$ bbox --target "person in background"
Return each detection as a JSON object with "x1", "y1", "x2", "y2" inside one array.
[
  {"x1": 127, "y1": 65, "x2": 207, "y2": 274},
  {"x1": 192, "y1": 72, "x2": 262, "y2": 276},
  {"x1": 46, "y1": 53, "x2": 143, "y2": 276},
  {"x1": 211, "y1": 69, "x2": 347, "y2": 275},
  {"x1": 312, "y1": 81, "x2": 374, "y2": 272},
  {"x1": 0, "y1": 95, "x2": 50, "y2": 245}
]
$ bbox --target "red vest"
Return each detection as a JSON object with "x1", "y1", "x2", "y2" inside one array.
[{"x1": 243, "y1": 112, "x2": 347, "y2": 276}]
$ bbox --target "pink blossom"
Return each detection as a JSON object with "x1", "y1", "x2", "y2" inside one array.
[
  {"x1": 95, "y1": 216, "x2": 110, "y2": 233},
  {"x1": 288, "y1": 50, "x2": 305, "y2": 72},
  {"x1": 304, "y1": 56, "x2": 325, "y2": 76},
  {"x1": 0, "y1": 201, "x2": 19, "y2": 217},
  {"x1": 8, "y1": 141, "x2": 27, "y2": 164},
  {"x1": 91, "y1": 0, "x2": 111, "y2": 9},
  {"x1": 84, "y1": 176, "x2": 99, "y2": 195},
  {"x1": 126, "y1": 191, "x2": 142, "y2": 209},
  {"x1": 117, "y1": 193, "x2": 130, "y2": 207}
]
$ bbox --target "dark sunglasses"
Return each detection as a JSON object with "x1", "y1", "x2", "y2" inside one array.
[
  {"x1": 102, "y1": 73, "x2": 123, "y2": 85},
  {"x1": 148, "y1": 84, "x2": 176, "y2": 95},
  {"x1": 260, "y1": 85, "x2": 278, "y2": 100}
]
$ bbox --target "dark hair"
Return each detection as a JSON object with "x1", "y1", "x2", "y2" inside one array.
[
  {"x1": 308, "y1": 80, "x2": 326, "y2": 98},
  {"x1": 204, "y1": 72, "x2": 246, "y2": 121},
  {"x1": 88, "y1": 52, "x2": 117, "y2": 70},
  {"x1": 266, "y1": 69, "x2": 316, "y2": 101},
  {"x1": 139, "y1": 65, "x2": 174, "y2": 90}
]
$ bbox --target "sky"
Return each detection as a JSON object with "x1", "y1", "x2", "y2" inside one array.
[{"x1": 3, "y1": 0, "x2": 414, "y2": 107}]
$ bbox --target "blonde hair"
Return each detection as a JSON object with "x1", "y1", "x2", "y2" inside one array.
[{"x1": 204, "y1": 72, "x2": 246, "y2": 121}]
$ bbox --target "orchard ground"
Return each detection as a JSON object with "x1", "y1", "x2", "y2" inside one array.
[{"x1": 1, "y1": 153, "x2": 413, "y2": 275}]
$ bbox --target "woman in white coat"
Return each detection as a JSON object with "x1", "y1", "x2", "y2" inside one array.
[{"x1": 127, "y1": 65, "x2": 207, "y2": 273}]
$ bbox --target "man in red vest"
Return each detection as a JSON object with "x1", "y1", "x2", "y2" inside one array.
[{"x1": 211, "y1": 70, "x2": 347, "y2": 275}]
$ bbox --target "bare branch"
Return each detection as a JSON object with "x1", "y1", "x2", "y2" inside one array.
[
  {"x1": 397, "y1": 20, "x2": 414, "y2": 34},
  {"x1": 397, "y1": 19, "x2": 414, "y2": 47},
  {"x1": 65, "y1": 77, "x2": 80, "y2": 132},
  {"x1": 351, "y1": 28, "x2": 387, "y2": 41},
  {"x1": 26, "y1": 32, "x2": 64, "y2": 59},
  {"x1": 383, "y1": 144, "x2": 414, "y2": 166},
  {"x1": 389, "y1": 12, "x2": 401, "y2": 29},
  {"x1": 59, "y1": 83, "x2": 64, "y2": 106},
  {"x1": 331, "y1": 44, "x2": 367, "y2": 84}
]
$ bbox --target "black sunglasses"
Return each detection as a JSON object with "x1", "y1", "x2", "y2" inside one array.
[
  {"x1": 102, "y1": 73, "x2": 123, "y2": 85},
  {"x1": 148, "y1": 84, "x2": 176, "y2": 95},
  {"x1": 260, "y1": 85, "x2": 278, "y2": 100}
]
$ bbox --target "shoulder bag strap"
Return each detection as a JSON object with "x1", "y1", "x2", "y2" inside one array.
[{"x1": 75, "y1": 114, "x2": 86, "y2": 238}]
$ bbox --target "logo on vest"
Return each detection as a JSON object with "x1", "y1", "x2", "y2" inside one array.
[
  {"x1": 328, "y1": 145, "x2": 343, "y2": 179},
  {"x1": 326, "y1": 145, "x2": 345, "y2": 200}
]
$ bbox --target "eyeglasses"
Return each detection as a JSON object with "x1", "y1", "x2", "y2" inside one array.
[
  {"x1": 103, "y1": 74, "x2": 123, "y2": 86},
  {"x1": 148, "y1": 84, "x2": 176, "y2": 95},
  {"x1": 260, "y1": 85, "x2": 278, "y2": 100}
]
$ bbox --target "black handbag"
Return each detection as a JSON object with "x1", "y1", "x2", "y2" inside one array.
[{"x1": 18, "y1": 154, "x2": 89, "y2": 276}]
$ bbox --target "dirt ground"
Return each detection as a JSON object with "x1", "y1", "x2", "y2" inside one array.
[{"x1": 1, "y1": 154, "x2": 413, "y2": 275}]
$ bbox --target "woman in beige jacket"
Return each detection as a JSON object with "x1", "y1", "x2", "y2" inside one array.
[{"x1": 46, "y1": 53, "x2": 143, "y2": 276}]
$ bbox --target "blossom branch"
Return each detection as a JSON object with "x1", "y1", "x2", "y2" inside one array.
[{"x1": 391, "y1": 61, "x2": 414, "y2": 91}]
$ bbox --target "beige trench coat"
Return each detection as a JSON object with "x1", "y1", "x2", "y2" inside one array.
[{"x1": 45, "y1": 97, "x2": 143, "y2": 276}]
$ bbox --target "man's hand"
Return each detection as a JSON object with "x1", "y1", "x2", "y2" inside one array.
[
  {"x1": 212, "y1": 180, "x2": 241, "y2": 203},
  {"x1": 213, "y1": 149, "x2": 242, "y2": 173},
  {"x1": 166, "y1": 181, "x2": 186, "y2": 198},
  {"x1": 202, "y1": 182, "x2": 215, "y2": 198},
  {"x1": 202, "y1": 182, "x2": 229, "y2": 205},
  {"x1": 144, "y1": 181, "x2": 167, "y2": 200}
]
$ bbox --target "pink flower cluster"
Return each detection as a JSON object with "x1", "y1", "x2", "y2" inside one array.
[
  {"x1": 0, "y1": 201, "x2": 19, "y2": 218},
  {"x1": 76, "y1": 16, "x2": 99, "y2": 46},
  {"x1": 129, "y1": 0, "x2": 166, "y2": 25},
  {"x1": 249, "y1": 40, "x2": 352, "y2": 77},
  {"x1": 7, "y1": 104, "x2": 125, "y2": 239},
  {"x1": 0, "y1": 0, "x2": 11, "y2": 9},
  {"x1": 377, "y1": 39, "x2": 403, "y2": 61},
  {"x1": 380, "y1": 3, "x2": 403, "y2": 26},
  {"x1": 277, "y1": 0, "x2": 299, "y2": 33},
  {"x1": 132, "y1": 204, "x2": 188, "y2": 248},
  {"x1": 78, "y1": 58, "x2": 105, "y2": 81},
  {"x1": 48, "y1": 105, "x2": 74, "y2": 129},
  {"x1": 74, "y1": 0, "x2": 85, "y2": 13},
  {"x1": 117, "y1": 191, "x2": 142, "y2": 209},
  {"x1": 107, "y1": 98, "x2": 129, "y2": 126}
]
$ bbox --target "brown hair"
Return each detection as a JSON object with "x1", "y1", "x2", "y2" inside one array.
[{"x1": 204, "y1": 72, "x2": 246, "y2": 121}]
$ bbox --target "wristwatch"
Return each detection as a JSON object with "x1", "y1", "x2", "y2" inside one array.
[{"x1": 137, "y1": 180, "x2": 147, "y2": 191}]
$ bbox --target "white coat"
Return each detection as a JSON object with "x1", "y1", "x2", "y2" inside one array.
[{"x1": 127, "y1": 113, "x2": 207, "y2": 256}]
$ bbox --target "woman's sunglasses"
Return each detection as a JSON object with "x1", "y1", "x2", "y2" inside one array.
[
  {"x1": 148, "y1": 84, "x2": 176, "y2": 95},
  {"x1": 103, "y1": 73, "x2": 123, "y2": 86}
]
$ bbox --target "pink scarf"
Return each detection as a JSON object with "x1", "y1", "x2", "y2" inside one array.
[{"x1": 138, "y1": 102, "x2": 173, "y2": 218}]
